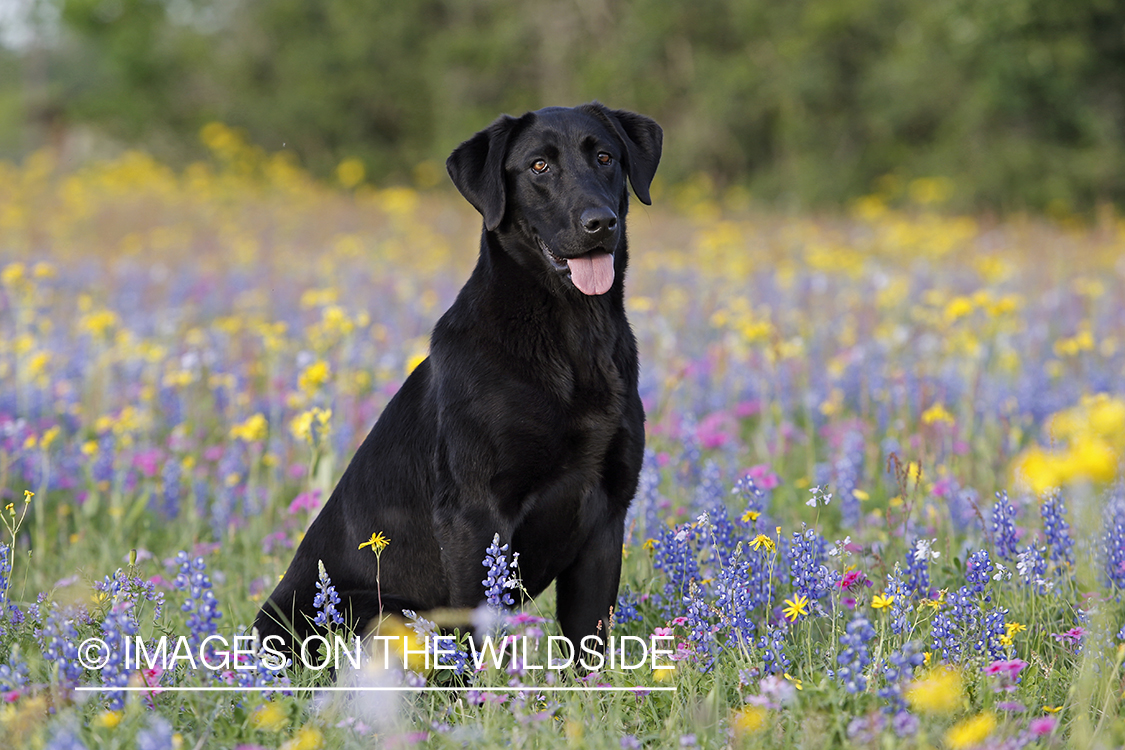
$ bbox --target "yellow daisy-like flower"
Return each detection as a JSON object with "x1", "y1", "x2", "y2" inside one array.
[
  {"x1": 358, "y1": 531, "x2": 390, "y2": 554},
  {"x1": 782, "y1": 594, "x2": 809, "y2": 621},
  {"x1": 1042, "y1": 705, "x2": 1063, "y2": 714},
  {"x1": 741, "y1": 509, "x2": 761, "y2": 523},
  {"x1": 871, "y1": 593, "x2": 894, "y2": 610},
  {"x1": 750, "y1": 534, "x2": 776, "y2": 553}
]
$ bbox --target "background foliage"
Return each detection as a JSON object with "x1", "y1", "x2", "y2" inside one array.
[{"x1": 2, "y1": 0, "x2": 1125, "y2": 211}]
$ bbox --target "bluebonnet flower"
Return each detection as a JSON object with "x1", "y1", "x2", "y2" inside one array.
[
  {"x1": 101, "y1": 600, "x2": 139, "y2": 709},
  {"x1": 786, "y1": 525, "x2": 837, "y2": 604},
  {"x1": 1103, "y1": 500, "x2": 1125, "y2": 590},
  {"x1": 965, "y1": 549, "x2": 994, "y2": 598},
  {"x1": 682, "y1": 582, "x2": 718, "y2": 669},
  {"x1": 313, "y1": 560, "x2": 344, "y2": 628},
  {"x1": 757, "y1": 625, "x2": 791, "y2": 675},
  {"x1": 878, "y1": 641, "x2": 924, "y2": 715},
  {"x1": 991, "y1": 491, "x2": 1019, "y2": 561},
  {"x1": 906, "y1": 538, "x2": 937, "y2": 598},
  {"x1": 136, "y1": 716, "x2": 175, "y2": 750},
  {"x1": 885, "y1": 566, "x2": 911, "y2": 635},
  {"x1": 95, "y1": 568, "x2": 164, "y2": 622},
  {"x1": 713, "y1": 550, "x2": 758, "y2": 649},
  {"x1": 836, "y1": 616, "x2": 877, "y2": 693},
  {"x1": 1040, "y1": 493, "x2": 1074, "y2": 569},
  {"x1": 43, "y1": 724, "x2": 88, "y2": 750},
  {"x1": 1015, "y1": 545, "x2": 1051, "y2": 593},
  {"x1": 891, "y1": 710, "x2": 919, "y2": 738},
  {"x1": 834, "y1": 431, "x2": 864, "y2": 527},
  {"x1": 160, "y1": 456, "x2": 182, "y2": 519},
  {"x1": 733, "y1": 471, "x2": 771, "y2": 534},
  {"x1": 652, "y1": 524, "x2": 701, "y2": 618},
  {"x1": 847, "y1": 714, "x2": 885, "y2": 744},
  {"x1": 0, "y1": 645, "x2": 29, "y2": 692},
  {"x1": 614, "y1": 588, "x2": 642, "y2": 625},
  {"x1": 625, "y1": 449, "x2": 664, "y2": 544},
  {"x1": 173, "y1": 552, "x2": 223, "y2": 654},
  {"x1": 695, "y1": 461, "x2": 738, "y2": 565},
  {"x1": 36, "y1": 604, "x2": 85, "y2": 685},
  {"x1": 677, "y1": 419, "x2": 701, "y2": 486},
  {"x1": 1, "y1": 542, "x2": 11, "y2": 608},
  {"x1": 978, "y1": 607, "x2": 1009, "y2": 661},
  {"x1": 482, "y1": 534, "x2": 516, "y2": 610}
]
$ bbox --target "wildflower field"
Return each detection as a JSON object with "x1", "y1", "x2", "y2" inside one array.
[{"x1": 2, "y1": 127, "x2": 1125, "y2": 749}]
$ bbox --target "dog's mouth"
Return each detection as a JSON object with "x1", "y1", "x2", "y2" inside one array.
[{"x1": 538, "y1": 239, "x2": 615, "y2": 296}]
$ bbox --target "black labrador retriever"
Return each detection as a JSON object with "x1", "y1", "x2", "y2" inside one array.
[{"x1": 254, "y1": 102, "x2": 662, "y2": 658}]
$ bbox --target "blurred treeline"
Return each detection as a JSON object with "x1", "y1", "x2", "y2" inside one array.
[{"x1": 2, "y1": 0, "x2": 1125, "y2": 212}]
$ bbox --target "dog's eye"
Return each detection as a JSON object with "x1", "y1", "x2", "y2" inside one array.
[
  {"x1": 531, "y1": 159, "x2": 549, "y2": 174},
  {"x1": 597, "y1": 152, "x2": 613, "y2": 166}
]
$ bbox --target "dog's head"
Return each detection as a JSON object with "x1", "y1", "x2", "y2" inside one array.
[{"x1": 447, "y1": 103, "x2": 662, "y2": 296}]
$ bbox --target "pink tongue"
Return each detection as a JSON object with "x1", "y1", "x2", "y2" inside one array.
[{"x1": 567, "y1": 251, "x2": 615, "y2": 295}]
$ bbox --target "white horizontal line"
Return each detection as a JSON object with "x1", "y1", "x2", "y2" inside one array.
[{"x1": 74, "y1": 685, "x2": 675, "y2": 693}]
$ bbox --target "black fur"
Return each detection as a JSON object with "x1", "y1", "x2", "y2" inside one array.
[{"x1": 254, "y1": 103, "x2": 662, "y2": 654}]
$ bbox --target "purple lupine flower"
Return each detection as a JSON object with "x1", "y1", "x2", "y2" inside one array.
[
  {"x1": 0, "y1": 646, "x2": 29, "y2": 692},
  {"x1": 965, "y1": 549, "x2": 994, "y2": 598},
  {"x1": 906, "y1": 538, "x2": 937, "y2": 598},
  {"x1": 482, "y1": 534, "x2": 515, "y2": 610},
  {"x1": 834, "y1": 430, "x2": 864, "y2": 527},
  {"x1": 614, "y1": 588, "x2": 642, "y2": 625},
  {"x1": 682, "y1": 582, "x2": 719, "y2": 669},
  {"x1": 94, "y1": 568, "x2": 164, "y2": 622},
  {"x1": 652, "y1": 524, "x2": 702, "y2": 618},
  {"x1": 713, "y1": 551, "x2": 757, "y2": 650},
  {"x1": 786, "y1": 525, "x2": 837, "y2": 604},
  {"x1": 136, "y1": 716, "x2": 175, "y2": 750},
  {"x1": 878, "y1": 641, "x2": 924, "y2": 715},
  {"x1": 1040, "y1": 493, "x2": 1074, "y2": 569},
  {"x1": 160, "y1": 455, "x2": 183, "y2": 519},
  {"x1": 100, "y1": 600, "x2": 139, "y2": 709},
  {"x1": 757, "y1": 625, "x2": 791, "y2": 675},
  {"x1": 173, "y1": 551, "x2": 223, "y2": 656},
  {"x1": 991, "y1": 491, "x2": 1019, "y2": 561},
  {"x1": 36, "y1": 604, "x2": 85, "y2": 685},
  {"x1": 836, "y1": 616, "x2": 877, "y2": 693},
  {"x1": 885, "y1": 565, "x2": 910, "y2": 635},
  {"x1": 312, "y1": 560, "x2": 344, "y2": 628}
]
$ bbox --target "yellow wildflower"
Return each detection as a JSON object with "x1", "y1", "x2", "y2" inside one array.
[
  {"x1": 741, "y1": 509, "x2": 761, "y2": 523},
  {"x1": 358, "y1": 531, "x2": 390, "y2": 554},
  {"x1": 945, "y1": 712, "x2": 996, "y2": 750},
  {"x1": 94, "y1": 710, "x2": 123, "y2": 728},
  {"x1": 921, "y1": 403, "x2": 955, "y2": 425},
  {"x1": 750, "y1": 534, "x2": 775, "y2": 553},
  {"x1": 298, "y1": 360, "x2": 331, "y2": 395},
  {"x1": 871, "y1": 593, "x2": 894, "y2": 610},
  {"x1": 782, "y1": 594, "x2": 809, "y2": 621},
  {"x1": 905, "y1": 667, "x2": 962, "y2": 714},
  {"x1": 732, "y1": 706, "x2": 769, "y2": 737},
  {"x1": 230, "y1": 413, "x2": 268, "y2": 443},
  {"x1": 251, "y1": 701, "x2": 289, "y2": 732},
  {"x1": 280, "y1": 725, "x2": 324, "y2": 750}
]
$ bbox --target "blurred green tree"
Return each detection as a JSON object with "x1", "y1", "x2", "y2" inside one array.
[{"x1": 11, "y1": 0, "x2": 1125, "y2": 211}]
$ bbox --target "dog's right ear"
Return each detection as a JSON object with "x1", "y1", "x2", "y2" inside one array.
[{"x1": 446, "y1": 115, "x2": 523, "y2": 232}]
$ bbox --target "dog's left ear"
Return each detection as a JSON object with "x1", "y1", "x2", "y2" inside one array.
[
  {"x1": 447, "y1": 114, "x2": 525, "y2": 231},
  {"x1": 582, "y1": 102, "x2": 663, "y2": 205}
]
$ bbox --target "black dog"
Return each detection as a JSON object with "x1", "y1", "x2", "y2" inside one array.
[{"x1": 254, "y1": 103, "x2": 662, "y2": 657}]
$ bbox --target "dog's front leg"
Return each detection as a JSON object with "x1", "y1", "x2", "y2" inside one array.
[{"x1": 554, "y1": 510, "x2": 626, "y2": 656}]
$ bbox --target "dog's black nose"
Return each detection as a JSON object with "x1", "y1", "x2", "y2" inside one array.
[{"x1": 581, "y1": 207, "x2": 618, "y2": 237}]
